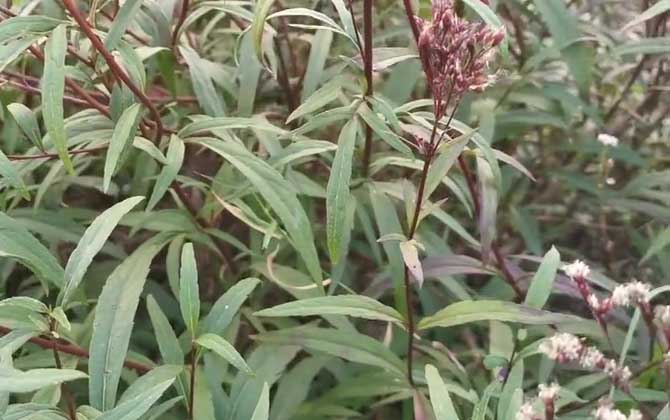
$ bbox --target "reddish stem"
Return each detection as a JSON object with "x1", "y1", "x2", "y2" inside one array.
[
  {"x1": 361, "y1": 0, "x2": 374, "y2": 177},
  {"x1": 62, "y1": 0, "x2": 164, "y2": 142},
  {"x1": 172, "y1": 0, "x2": 190, "y2": 48}
]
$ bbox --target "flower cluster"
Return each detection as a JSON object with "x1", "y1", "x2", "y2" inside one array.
[
  {"x1": 563, "y1": 260, "x2": 590, "y2": 279},
  {"x1": 655, "y1": 305, "x2": 670, "y2": 326},
  {"x1": 540, "y1": 333, "x2": 632, "y2": 389},
  {"x1": 515, "y1": 383, "x2": 561, "y2": 420},
  {"x1": 593, "y1": 400, "x2": 642, "y2": 420},
  {"x1": 597, "y1": 133, "x2": 619, "y2": 148},
  {"x1": 415, "y1": 0, "x2": 504, "y2": 119},
  {"x1": 611, "y1": 281, "x2": 651, "y2": 307}
]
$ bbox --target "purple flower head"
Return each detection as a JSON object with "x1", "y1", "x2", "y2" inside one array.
[{"x1": 415, "y1": 0, "x2": 503, "y2": 119}]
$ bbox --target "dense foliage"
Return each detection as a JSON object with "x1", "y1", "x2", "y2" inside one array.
[{"x1": 0, "y1": 0, "x2": 669, "y2": 419}]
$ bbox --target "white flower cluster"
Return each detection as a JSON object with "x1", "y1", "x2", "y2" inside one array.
[
  {"x1": 597, "y1": 133, "x2": 619, "y2": 147},
  {"x1": 593, "y1": 400, "x2": 642, "y2": 420},
  {"x1": 516, "y1": 403, "x2": 537, "y2": 420},
  {"x1": 515, "y1": 383, "x2": 561, "y2": 420},
  {"x1": 563, "y1": 259, "x2": 591, "y2": 279},
  {"x1": 538, "y1": 382, "x2": 560, "y2": 401},
  {"x1": 539, "y1": 333, "x2": 582, "y2": 361},
  {"x1": 611, "y1": 281, "x2": 651, "y2": 307},
  {"x1": 540, "y1": 333, "x2": 632, "y2": 387},
  {"x1": 654, "y1": 305, "x2": 670, "y2": 325}
]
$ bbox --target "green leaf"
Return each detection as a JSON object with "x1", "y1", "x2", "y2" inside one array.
[
  {"x1": 0, "y1": 297, "x2": 48, "y2": 313},
  {"x1": 254, "y1": 326, "x2": 404, "y2": 376},
  {"x1": 613, "y1": 37, "x2": 670, "y2": 56},
  {"x1": 476, "y1": 157, "x2": 498, "y2": 261},
  {"x1": 524, "y1": 246, "x2": 560, "y2": 309},
  {"x1": 104, "y1": 0, "x2": 143, "y2": 51},
  {"x1": 0, "y1": 16, "x2": 64, "y2": 43},
  {"x1": 326, "y1": 119, "x2": 358, "y2": 263},
  {"x1": 642, "y1": 226, "x2": 670, "y2": 263},
  {"x1": 623, "y1": 0, "x2": 670, "y2": 30},
  {"x1": 89, "y1": 235, "x2": 170, "y2": 411},
  {"x1": 146, "y1": 296, "x2": 184, "y2": 365},
  {"x1": 179, "y1": 117, "x2": 286, "y2": 138},
  {"x1": 97, "y1": 379, "x2": 175, "y2": 420},
  {"x1": 42, "y1": 24, "x2": 73, "y2": 174},
  {"x1": 357, "y1": 103, "x2": 412, "y2": 156},
  {"x1": 7, "y1": 103, "x2": 43, "y2": 151},
  {"x1": 425, "y1": 364, "x2": 460, "y2": 420},
  {"x1": 180, "y1": 46, "x2": 226, "y2": 117},
  {"x1": 0, "y1": 148, "x2": 29, "y2": 199},
  {"x1": 250, "y1": 382, "x2": 270, "y2": 420},
  {"x1": 254, "y1": 295, "x2": 404, "y2": 324},
  {"x1": 195, "y1": 333, "x2": 252, "y2": 374},
  {"x1": 198, "y1": 138, "x2": 322, "y2": 284},
  {"x1": 119, "y1": 365, "x2": 182, "y2": 404},
  {"x1": 251, "y1": 0, "x2": 276, "y2": 64},
  {"x1": 203, "y1": 277, "x2": 260, "y2": 335},
  {"x1": 418, "y1": 300, "x2": 580, "y2": 330},
  {"x1": 287, "y1": 80, "x2": 341, "y2": 123},
  {"x1": 60, "y1": 196, "x2": 145, "y2": 306},
  {"x1": 0, "y1": 368, "x2": 86, "y2": 393},
  {"x1": 301, "y1": 29, "x2": 333, "y2": 100},
  {"x1": 0, "y1": 212, "x2": 64, "y2": 287},
  {"x1": 103, "y1": 104, "x2": 143, "y2": 193},
  {"x1": 179, "y1": 243, "x2": 200, "y2": 335},
  {"x1": 49, "y1": 307, "x2": 70, "y2": 331},
  {"x1": 532, "y1": 0, "x2": 592, "y2": 93},
  {"x1": 146, "y1": 135, "x2": 185, "y2": 211}
]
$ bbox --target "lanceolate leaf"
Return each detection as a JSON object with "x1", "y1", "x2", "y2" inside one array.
[
  {"x1": 104, "y1": 104, "x2": 143, "y2": 193},
  {"x1": 104, "y1": 0, "x2": 144, "y2": 51},
  {"x1": 97, "y1": 379, "x2": 175, "y2": 420},
  {"x1": 203, "y1": 277, "x2": 260, "y2": 335},
  {"x1": 89, "y1": 234, "x2": 171, "y2": 411},
  {"x1": 7, "y1": 103, "x2": 43, "y2": 151},
  {"x1": 180, "y1": 46, "x2": 226, "y2": 117},
  {"x1": 254, "y1": 326, "x2": 404, "y2": 376},
  {"x1": 60, "y1": 196, "x2": 145, "y2": 306},
  {"x1": 418, "y1": 300, "x2": 580, "y2": 330},
  {"x1": 254, "y1": 295, "x2": 404, "y2": 324},
  {"x1": 0, "y1": 368, "x2": 87, "y2": 393},
  {"x1": 0, "y1": 148, "x2": 29, "y2": 199},
  {"x1": 179, "y1": 243, "x2": 200, "y2": 335},
  {"x1": 524, "y1": 246, "x2": 561, "y2": 309},
  {"x1": 250, "y1": 0, "x2": 276, "y2": 64},
  {"x1": 250, "y1": 382, "x2": 270, "y2": 420},
  {"x1": 326, "y1": 119, "x2": 358, "y2": 263},
  {"x1": 425, "y1": 364, "x2": 460, "y2": 420},
  {"x1": 146, "y1": 135, "x2": 185, "y2": 212},
  {"x1": 197, "y1": 138, "x2": 322, "y2": 284},
  {"x1": 0, "y1": 212, "x2": 64, "y2": 287},
  {"x1": 42, "y1": 24, "x2": 73, "y2": 174},
  {"x1": 195, "y1": 333, "x2": 252, "y2": 374}
]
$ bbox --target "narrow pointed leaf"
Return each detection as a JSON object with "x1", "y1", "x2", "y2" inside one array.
[
  {"x1": 250, "y1": 382, "x2": 270, "y2": 420},
  {"x1": 195, "y1": 333, "x2": 252, "y2": 374},
  {"x1": 326, "y1": 119, "x2": 358, "y2": 263},
  {"x1": 203, "y1": 277, "x2": 260, "y2": 335},
  {"x1": 524, "y1": 246, "x2": 560, "y2": 309},
  {"x1": 0, "y1": 148, "x2": 29, "y2": 199},
  {"x1": 89, "y1": 235, "x2": 170, "y2": 411},
  {"x1": 418, "y1": 300, "x2": 581, "y2": 330},
  {"x1": 42, "y1": 25, "x2": 73, "y2": 173},
  {"x1": 103, "y1": 104, "x2": 143, "y2": 193},
  {"x1": 179, "y1": 243, "x2": 200, "y2": 335},
  {"x1": 7, "y1": 103, "x2": 43, "y2": 151},
  {"x1": 425, "y1": 364, "x2": 460, "y2": 420},
  {"x1": 0, "y1": 368, "x2": 86, "y2": 393},
  {"x1": 146, "y1": 135, "x2": 185, "y2": 211},
  {"x1": 60, "y1": 196, "x2": 145, "y2": 306},
  {"x1": 97, "y1": 379, "x2": 175, "y2": 420},
  {"x1": 254, "y1": 295, "x2": 404, "y2": 324}
]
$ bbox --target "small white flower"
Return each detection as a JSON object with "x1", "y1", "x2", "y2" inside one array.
[
  {"x1": 580, "y1": 346, "x2": 605, "y2": 369},
  {"x1": 593, "y1": 400, "x2": 627, "y2": 420},
  {"x1": 540, "y1": 333, "x2": 582, "y2": 361},
  {"x1": 628, "y1": 410, "x2": 643, "y2": 420},
  {"x1": 598, "y1": 133, "x2": 619, "y2": 147},
  {"x1": 611, "y1": 281, "x2": 652, "y2": 307},
  {"x1": 606, "y1": 177, "x2": 616, "y2": 185},
  {"x1": 654, "y1": 305, "x2": 670, "y2": 325},
  {"x1": 538, "y1": 382, "x2": 560, "y2": 401},
  {"x1": 603, "y1": 360, "x2": 632, "y2": 385},
  {"x1": 563, "y1": 260, "x2": 590, "y2": 279},
  {"x1": 516, "y1": 402, "x2": 536, "y2": 420},
  {"x1": 588, "y1": 295, "x2": 604, "y2": 311}
]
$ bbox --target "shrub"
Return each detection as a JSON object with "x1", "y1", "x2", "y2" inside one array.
[{"x1": 0, "y1": 0, "x2": 669, "y2": 419}]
